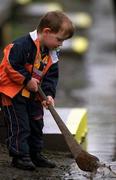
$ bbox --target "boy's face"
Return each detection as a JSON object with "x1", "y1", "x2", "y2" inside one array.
[{"x1": 40, "y1": 28, "x2": 68, "y2": 49}]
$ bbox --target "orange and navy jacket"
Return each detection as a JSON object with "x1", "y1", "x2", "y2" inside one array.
[{"x1": 0, "y1": 30, "x2": 59, "y2": 99}]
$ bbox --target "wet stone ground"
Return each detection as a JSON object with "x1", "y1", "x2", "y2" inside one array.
[
  {"x1": 0, "y1": 144, "x2": 116, "y2": 180},
  {"x1": 0, "y1": 0, "x2": 116, "y2": 179}
]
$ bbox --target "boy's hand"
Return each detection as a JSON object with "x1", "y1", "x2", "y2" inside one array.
[
  {"x1": 42, "y1": 96, "x2": 55, "y2": 109},
  {"x1": 26, "y1": 78, "x2": 40, "y2": 92}
]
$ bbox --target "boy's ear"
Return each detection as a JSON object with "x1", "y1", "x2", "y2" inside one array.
[{"x1": 43, "y1": 28, "x2": 51, "y2": 34}]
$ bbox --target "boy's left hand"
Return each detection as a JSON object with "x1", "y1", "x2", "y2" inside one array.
[{"x1": 42, "y1": 96, "x2": 55, "y2": 109}]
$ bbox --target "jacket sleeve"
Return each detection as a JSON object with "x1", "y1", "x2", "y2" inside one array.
[
  {"x1": 41, "y1": 62, "x2": 59, "y2": 98},
  {"x1": 5, "y1": 43, "x2": 31, "y2": 85}
]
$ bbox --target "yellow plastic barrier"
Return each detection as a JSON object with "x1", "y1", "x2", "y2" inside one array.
[
  {"x1": 66, "y1": 108, "x2": 88, "y2": 144},
  {"x1": 43, "y1": 108, "x2": 88, "y2": 151}
]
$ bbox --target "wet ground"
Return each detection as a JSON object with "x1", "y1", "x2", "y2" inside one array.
[{"x1": 0, "y1": 0, "x2": 116, "y2": 179}]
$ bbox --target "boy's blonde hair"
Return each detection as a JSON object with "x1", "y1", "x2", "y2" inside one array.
[{"x1": 37, "y1": 11, "x2": 74, "y2": 39}]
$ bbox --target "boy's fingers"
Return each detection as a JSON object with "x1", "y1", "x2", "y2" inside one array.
[
  {"x1": 47, "y1": 96, "x2": 54, "y2": 105},
  {"x1": 42, "y1": 101, "x2": 49, "y2": 109},
  {"x1": 42, "y1": 98, "x2": 54, "y2": 108},
  {"x1": 36, "y1": 79, "x2": 40, "y2": 84}
]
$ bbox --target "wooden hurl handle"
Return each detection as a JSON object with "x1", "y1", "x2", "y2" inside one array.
[{"x1": 38, "y1": 85, "x2": 100, "y2": 172}]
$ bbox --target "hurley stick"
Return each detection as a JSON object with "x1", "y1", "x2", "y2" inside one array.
[{"x1": 38, "y1": 85, "x2": 100, "y2": 172}]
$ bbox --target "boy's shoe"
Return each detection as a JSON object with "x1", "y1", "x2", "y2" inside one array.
[
  {"x1": 31, "y1": 153, "x2": 56, "y2": 168},
  {"x1": 11, "y1": 156, "x2": 36, "y2": 170}
]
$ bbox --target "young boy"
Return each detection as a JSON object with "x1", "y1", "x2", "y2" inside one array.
[{"x1": 0, "y1": 11, "x2": 74, "y2": 170}]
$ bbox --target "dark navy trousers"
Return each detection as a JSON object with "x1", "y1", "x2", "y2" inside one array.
[{"x1": 2, "y1": 93, "x2": 44, "y2": 157}]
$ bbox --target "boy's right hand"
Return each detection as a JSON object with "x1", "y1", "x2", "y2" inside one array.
[{"x1": 26, "y1": 78, "x2": 40, "y2": 92}]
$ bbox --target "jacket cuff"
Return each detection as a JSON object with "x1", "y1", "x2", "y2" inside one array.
[{"x1": 43, "y1": 89, "x2": 55, "y2": 99}]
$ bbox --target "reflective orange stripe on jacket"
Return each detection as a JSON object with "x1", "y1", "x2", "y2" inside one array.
[{"x1": 0, "y1": 44, "x2": 25, "y2": 98}]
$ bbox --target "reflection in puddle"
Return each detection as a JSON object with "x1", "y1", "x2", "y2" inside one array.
[{"x1": 64, "y1": 161, "x2": 116, "y2": 180}]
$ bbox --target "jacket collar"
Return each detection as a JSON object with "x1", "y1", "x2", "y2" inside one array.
[
  {"x1": 29, "y1": 30, "x2": 59, "y2": 63},
  {"x1": 29, "y1": 29, "x2": 38, "y2": 41},
  {"x1": 29, "y1": 30, "x2": 40, "y2": 54}
]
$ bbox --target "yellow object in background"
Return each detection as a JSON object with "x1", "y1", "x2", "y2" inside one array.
[
  {"x1": 44, "y1": 108, "x2": 88, "y2": 151},
  {"x1": 75, "y1": 13, "x2": 92, "y2": 28},
  {"x1": 66, "y1": 108, "x2": 88, "y2": 144},
  {"x1": 72, "y1": 37, "x2": 89, "y2": 54},
  {"x1": 48, "y1": 3, "x2": 63, "y2": 11},
  {"x1": 67, "y1": 12, "x2": 92, "y2": 29},
  {"x1": 16, "y1": 0, "x2": 31, "y2": 5}
]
